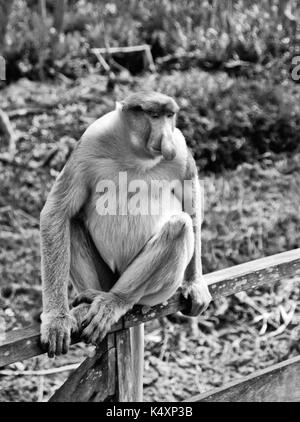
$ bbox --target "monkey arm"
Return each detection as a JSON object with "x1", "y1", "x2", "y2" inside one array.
[
  {"x1": 40, "y1": 160, "x2": 88, "y2": 356},
  {"x1": 40, "y1": 210, "x2": 71, "y2": 315},
  {"x1": 181, "y1": 152, "x2": 212, "y2": 316},
  {"x1": 183, "y1": 173, "x2": 203, "y2": 283}
]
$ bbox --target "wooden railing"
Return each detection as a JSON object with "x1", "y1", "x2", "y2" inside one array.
[{"x1": 1, "y1": 248, "x2": 300, "y2": 401}]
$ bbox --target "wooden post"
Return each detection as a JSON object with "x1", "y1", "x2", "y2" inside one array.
[
  {"x1": 115, "y1": 324, "x2": 144, "y2": 401},
  {"x1": 49, "y1": 323, "x2": 144, "y2": 402},
  {"x1": 49, "y1": 334, "x2": 117, "y2": 402},
  {"x1": 131, "y1": 324, "x2": 144, "y2": 401},
  {"x1": 115, "y1": 329, "x2": 134, "y2": 401}
]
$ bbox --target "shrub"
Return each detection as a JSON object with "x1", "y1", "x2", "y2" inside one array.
[{"x1": 136, "y1": 70, "x2": 300, "y2": 171}]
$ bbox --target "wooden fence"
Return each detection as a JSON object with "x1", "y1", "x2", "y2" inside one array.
[{"x1": 1, "y1": 248, "x2": 300, "y2": 402}]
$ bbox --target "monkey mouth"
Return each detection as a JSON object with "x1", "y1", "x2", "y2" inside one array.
[{"x1": 148, "y1": 147, "x2": 162, "y2": 156}]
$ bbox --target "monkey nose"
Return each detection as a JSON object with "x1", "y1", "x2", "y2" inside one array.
[
  {"x1": 161, "y1": 136, "x2": 176, "y2": 161},
  {"x1": 163, "y1": 148, "x2": 176, "y2": 161}
]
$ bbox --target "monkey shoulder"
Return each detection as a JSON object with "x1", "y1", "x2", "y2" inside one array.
[
  {"x1": 84, "y1": 111, "x2": 116, "y2": 135},
  {"x1": 79, "y1": 111, "x2": 118, "y2": 150}
]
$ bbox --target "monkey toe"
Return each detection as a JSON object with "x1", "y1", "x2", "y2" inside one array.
[
  {"x1": 90, "y1": 325, "x2": 107, "y2": 345},
  {"x1": 81, "y1": 321, "x2": 108, "y2": 345},
  {"x1": 78, "y1": 292, "x2": 124, "y2": 345},
  {"x1": 181, "y1": 284, "x2": 212, "y2": 317},
  {"x1": 181, "y1": 297, "x2": 203, "y2": 317},
  {"x1": 81, "y1": 319, "x2": 98, "y2": 342},
  {"x1": 80, "y1": 307, "x2": 113, "y2": 345}
]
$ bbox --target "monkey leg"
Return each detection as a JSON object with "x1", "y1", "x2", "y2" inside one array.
[
  {"x1": 70, "y1": 218, "x2": 118, "y2": 293},
  {"x1": 69, "y1": 218, "x2": 119, "y2": 333},
  {"x1": 76, "y1": 212, "x2": 194, "y2": 345}
]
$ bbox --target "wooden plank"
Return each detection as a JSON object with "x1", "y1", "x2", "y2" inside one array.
[
  {"x1": 206, "y1": 247, "x2": 300, "y2": 299},
  {"x1": 92, "y1": 45, "x2": 150, "y2": 54},
  {"x1": 92, "y1": 44, "x2": 155, "y2": 72},
  {"x1": 49, "y1": 334, "x2": 116, "y2": 402},
  {"x1": 1, "y1": 248, "x2": 300, "y2": 367},
  {"x1": 188, "y1": 356, "x2": 300, "y2": 402},
  {"x1": 130, "y1": 324, "x2": 144, "y2": 401},
  {"x1": 115, "y1": 326, "x2": 144, "y2": 401},
  {"x1": 115, "y1": 329, "x2": 134, "y2": 402},
  {"x1": 0, "y1": 324, "x2": 43, "y2": 367}
]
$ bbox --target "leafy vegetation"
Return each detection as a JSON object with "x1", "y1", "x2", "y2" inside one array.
[{"x1": 5, "y1": 0, "x2": 298, "y2": 79}]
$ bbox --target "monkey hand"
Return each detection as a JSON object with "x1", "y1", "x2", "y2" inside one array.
[
  {"x1": 180, "y1": 281, "x2": 212, "y2": 317},
  {"x1": 75, "y1": 292, "x2": 126, "y2": 345},
  {"x1": 72, "y1": 289, "x2": 100, "y2": 307},
  {"x1": 40, "y1": 312, "x2": 76, "y2": 357}
]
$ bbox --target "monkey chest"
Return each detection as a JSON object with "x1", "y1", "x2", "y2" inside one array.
[{"x1": 86, "y1": 183, "x2": 183, "y2": 273}]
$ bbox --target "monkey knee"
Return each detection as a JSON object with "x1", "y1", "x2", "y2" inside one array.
[{"x1": 160, "y1": 213, "x2": 193, "y2": 242}]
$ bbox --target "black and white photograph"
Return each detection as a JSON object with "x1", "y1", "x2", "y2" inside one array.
[{"x1": 0, "y1": 0, "x2": 300, "y2": 405}]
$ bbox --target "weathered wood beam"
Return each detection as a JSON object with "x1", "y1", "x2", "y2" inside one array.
[
  {"x1": 49, "y1": 334, "x2": 116, "y2": 402},
  {"x1": 188, "y1": 355, "x2": 300, "y2": 402},
  {"x1": 1, "y1": 248, "x2": 300, "y2": 368},
  {"x1": 92, "y1": 45, "x2": 151, "y2": 54},
  {"x1": 49, "y1": 328, "x2": 141, "y2": 402},
  {"x1": 92, "y1": 44, "x2": 156, "y2": 72}
]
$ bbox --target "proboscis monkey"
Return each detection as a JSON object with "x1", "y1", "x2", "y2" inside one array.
[{"x1": 40, "y1": 91, "x2": 212, "y2": 365}]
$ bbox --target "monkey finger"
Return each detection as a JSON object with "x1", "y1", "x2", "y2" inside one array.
[
  {"x1": 48, "y1": 333, "x2": 56, "y2": 358},
  {"x1": 40, "y1": 338, "x2": 49, "y2": 353},
  {"x1": 56, "y1": 333, "x2": 64, "y2": 356},
  {"x1": 62, "y1": 333, "x2": 70, "y2": 355}
]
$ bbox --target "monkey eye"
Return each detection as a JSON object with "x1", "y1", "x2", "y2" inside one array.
[
  {"x1": 149, "y1": 113, "x2": 160, "y2": 119},
  {"x1": 167, "y1": 112, "x2": 175, "y2": 118}
]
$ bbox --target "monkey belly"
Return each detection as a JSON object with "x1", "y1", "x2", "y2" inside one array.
[{"x1": 86, "y1": 196, "x2": 183, "y2": 274}]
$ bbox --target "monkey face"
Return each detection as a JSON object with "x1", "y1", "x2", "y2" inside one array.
[
  {"x1": 121, "y1": 91, "x2": 179, "y2": 161},
  {"x1": 145, "y1": 112, "x2": 176, "y2": 161}
]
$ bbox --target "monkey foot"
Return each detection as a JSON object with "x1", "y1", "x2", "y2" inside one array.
[
  {"x1": 75, "y1": 291, "x2": 125, "y2": 345},
  {"x1": 180, "y1": 282, "x2": 212, "y2": 316}
]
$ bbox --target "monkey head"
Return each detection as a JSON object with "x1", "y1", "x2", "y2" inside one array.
[{"x1": 120, "y1": 91, "x2": 179, "y2": 161}]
